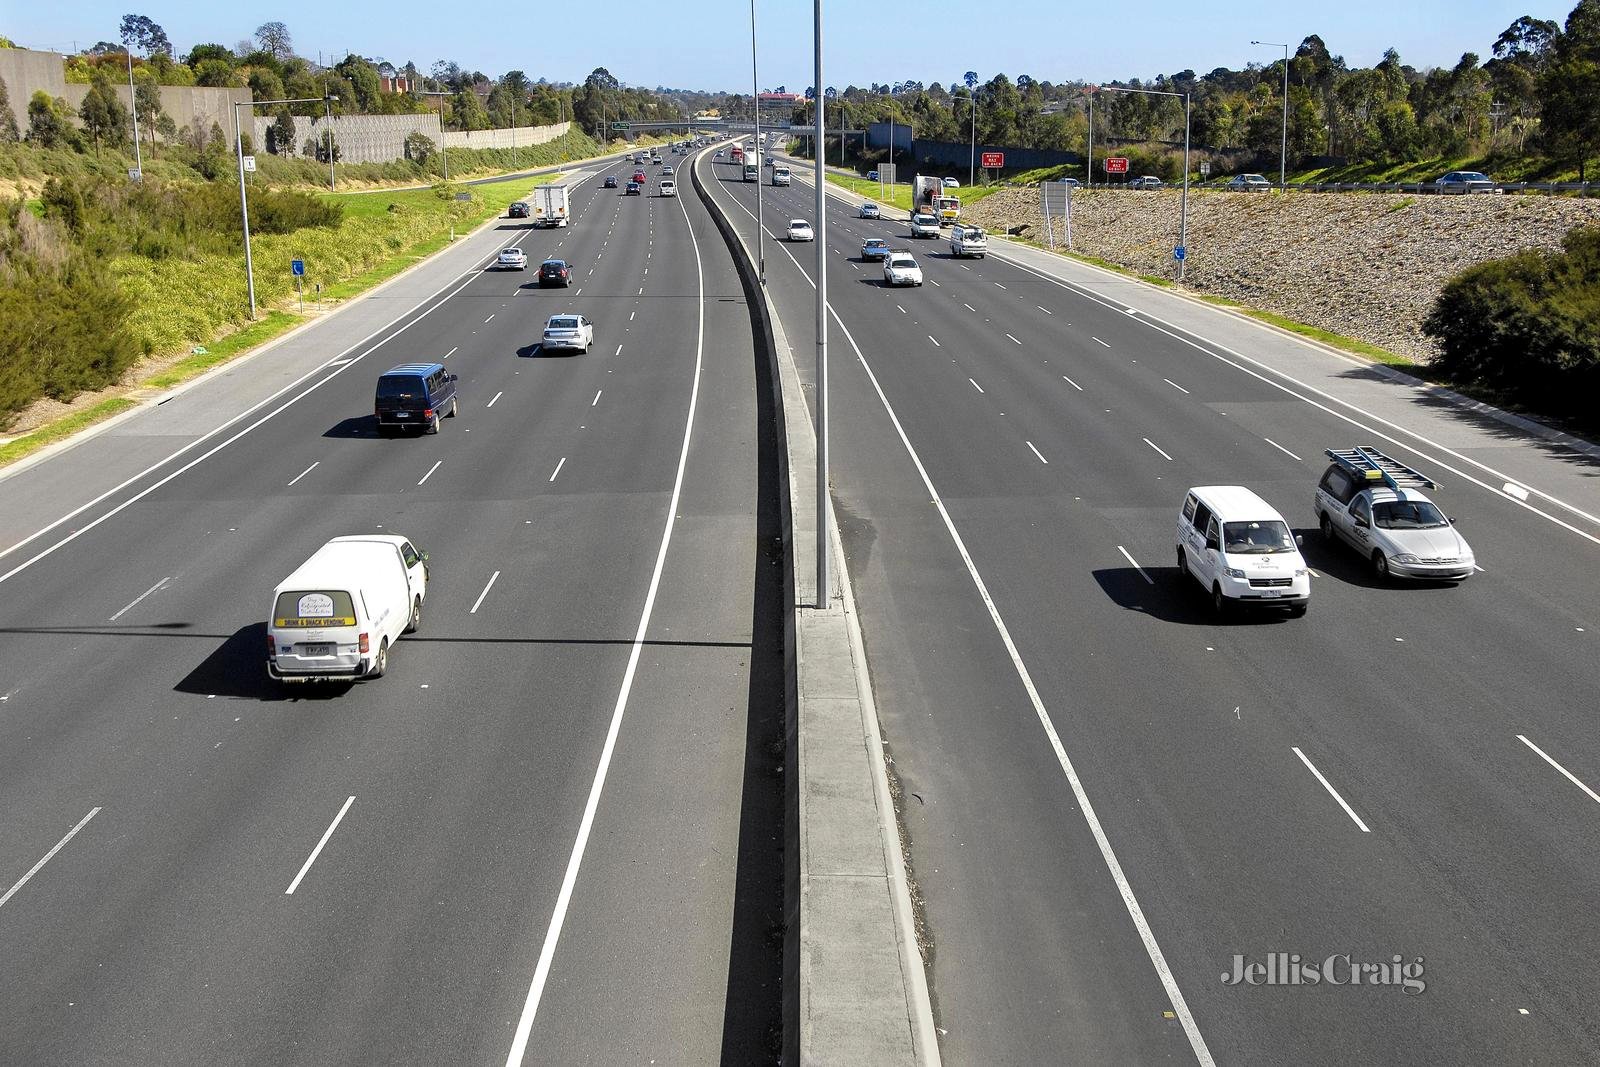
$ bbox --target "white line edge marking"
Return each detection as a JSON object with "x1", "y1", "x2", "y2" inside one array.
[
  {"x1": 962, "y1": 303, "x2": 976, "y2": 312},
  {"x1": 994, "y1": 281, "x2": 1007, "y2": 289},
  {"x1": 0, "y1": 807, "x2": 101, "y2": 911},
  {"x1": 417, "y1": 460, "x2": 443, "y2": 486},
  {"x1": 548, "y1": 457, "x2": 566, "y2": 482},
  {"x1": 1518, "y1": 734, "x2": 1600, "y2": 806},
  {"x1": 1006, "y1": 333, "x2": 1022, "y2": 345},
  {"x1": 444, "y1": 346, "x2": 458, "y2": 359},
  {"x1": 968, "y1": 378, "x2": 984, "y2": 394},
  {"x1": 1118, "y1": 545, "x2": 1154, "y2": 584},
  {"x1": 1036, "y1": 305, "x2": 1053, "y2": 314},
  {"x1": 468, "y1": 570, "x2": 501, "y2": 615},
  {"x1": 109, "y1": 575, "x2": 173, "y2": 622},
  {"x1": 285, "y1": 796, "x2": 355, "y2": 895},
  {"x1": 1144, "y1": 438, "x2": 1175, "y2": 462},
  {"x1": 487, "y1": 391, "x2": 504, "y2": 409},
  {"x1": 983, "y1": 244, "x2": 1600, "y2": 544},
  {"x1": 1092, "y1": 336, "x2": 1111, "y2": 348},
  {"x1": 615, "y1": 344, "x2": 623, "y2": 357},
  {"x1": 592, "y1": 390, "x2": 602, "y2": 407},
  {"x1": 760, "y1": 211, "x2": 1218, "y2": 1061},
  {"x1": 1026, "y1": 440, "x2": 1049, "y2": 464},
  {"x1": 504, "y1": 167, "x2": 706, "y2": 1067},
  {"x1": 1062, "y1": 375, "x2": 1083, "y2": 391},
  {"x1": 1292, "y1": 748, "x2": 1372, "y2": 832},
  {"x1": 928, "y1": 335, "x2": 941, "y2": 348},
  {"x1": 287, "y1": 461, "x2": 320, "y2": 486},
  {"x1": 1163, "y1": 378, "x2": 1190, "y2": 394},
  {"x1": 1264, "y1": 438, "x2": 1304, "y2": 462}
]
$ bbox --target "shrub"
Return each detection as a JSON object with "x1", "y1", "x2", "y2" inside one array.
[{"x1": 1423, "y1": 225, "x2": 1600, "y2": 421}]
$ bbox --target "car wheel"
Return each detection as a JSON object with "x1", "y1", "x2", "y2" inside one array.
[
  {"x1": 1372, "y1": 551, "x2": 1390, "y2": 580},
  {"x1": 1176, "y1": 547, "x2": 1189, "y2": 583},
  {"x1": 370, "y1": 638, "x2": 388, "y2": 678},
  {"x1": 1319, "y1": 512, "x2": 1334, "y2": 542},
  {"x1": 427, "y1": 413, "x2": 441, "y2": 435},
  {"x1": 406, "y1": 596, "x2": 422, "y2": 634},
  {"x1": 1212, "y1": 583, "x2": 1229, "y2": 617}
]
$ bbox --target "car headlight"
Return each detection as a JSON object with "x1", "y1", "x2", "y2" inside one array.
[
  {"x1": 1224, "y1": 567, "x2": 1247, "y2": 579},
  {"x1": 1392, "y1": 554, "x2": 1420, "y2": 564},
  {"x1": 1294, "y1": 569, "x2": 1308, "y2": 577}
]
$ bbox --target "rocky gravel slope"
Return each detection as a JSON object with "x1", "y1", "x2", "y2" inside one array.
[{"x1": 965, "y1": 189, "x2": 1600, "y2": 362}]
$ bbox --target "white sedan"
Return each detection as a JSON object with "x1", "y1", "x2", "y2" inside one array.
[
  {"x1": 496, "y1": 247, "x2": 528, "y2": 270},
  {"x1": 883, "y1": 251, "x2": 923, "y2": 287},
  {"x1": 542, "y1": 314, "x2": 594, "y2": 353},
  {"x1": 787, "y1": 219, "x2": 815, "y2": 242}
]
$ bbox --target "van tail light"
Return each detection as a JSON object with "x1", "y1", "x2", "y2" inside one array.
[
  {"x1": 424, "y1": 408, "x2": 434, "y2": 419},
  {"x1": 359, "y1": 632, "x2": 370, "y2": 654},
  {"x1": 267, "y1": 634, "x2": 276, "y2": 657}
]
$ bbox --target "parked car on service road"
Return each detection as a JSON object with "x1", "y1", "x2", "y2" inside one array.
[
  {"x1": 1227, "y1": 173, "x2": 1272, "y2": 192},
  {"x1": 942, "y1": 177, "x2": 960, "y2": 187},
  {"x1": 1127, "y1": 175, "x2": 1165, "y2": 190},
  {"x1": 268, "y1": 535, "x2": 429, "y2": 683},
  {"x1": 542, "y1": 314, "x2": 594, "y2": 353},
  {"x1": 374, "y1": 362, "x2": 458, "y2": 435},
  {"x1": 1433, "y1": 171, "x2": 1496, "y2": 194}
]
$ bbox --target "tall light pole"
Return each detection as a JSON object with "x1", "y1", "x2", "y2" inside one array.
[
  {"x1": 234, "y1": 95, "x2": 325, "y2": 318},
  {"x1": 1093, "y1": 84, "x2": 1192, "y2": 280},
  {"x1": 1252, "y1": 40, "x2": 1290, "y2": 190},
  {"x1": 419, "y1": 89, "x2": 451, "y2": 180},
  {"x1": 125, "y1": 43, "x2": 143, "y2": 178},
  {"x1": 813, "y1": 0, "x2": 829, "y2": 605},
  {"x1": 323, "y1": 93, "x2": 339, "y2": 191},
  {"x1": 965, "y1": 72, "x2": 979, "y2": 187},
  {"x1": 1086, "y1": 87, "x2": 1094, "y2": 187},
  {"x1": 751, "y1": 0, "x2": 765, "y2": 284}
]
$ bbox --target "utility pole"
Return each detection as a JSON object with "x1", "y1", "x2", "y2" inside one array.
[
  {"x1": 125, "y1": 42, "x2": 143, "y2": 178},
  {"x1": 751, "y1": 0, "x2": 765, "y2": 283},
  {"x1": 813, "y1": 0, "x2": 829, "y2": 606},
  {"x1": 1252, "y1": 40, "x2": 1291, "y2": 190}
]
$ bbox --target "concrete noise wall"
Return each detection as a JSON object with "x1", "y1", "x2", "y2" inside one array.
[{"x1": 441, "y1": 121, "x2": 570, "y2": 151}]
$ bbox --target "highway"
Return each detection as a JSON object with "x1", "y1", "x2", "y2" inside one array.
[
  {"x1": 0, "y1": 148, "x2": 785, "y2": 1065},
  {"x1": 702, "y1": 147, "x2": 1600, "y2": 1065}
]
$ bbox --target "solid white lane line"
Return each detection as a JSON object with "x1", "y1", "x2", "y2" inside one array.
[
  {"x1": 1062, "y1": 375, "x2": 1083, "y2": 391},
  {"x1": 469, "y1": 570, "x2": 501, "y2": 615},
  {"x1": 1092, "y1": 336, "x2": 1111, "y2": 347},
  {"x1": 504, "y1": 174, "x2": 709, "y2": 1067},
  {"x1": 485, "y1": 314, "x2": 495, "y2": 323},
  {"x1": 1118, "y1": 545, "x2": 1155, "y2": 584},
  {"x1": 929, "y1": 336, "x2": 941, "y2": 348},
  {"x1": 994, "y1": 282, "x2": 1007, "y2": 289},
  {"x1": 1006, "y1": 333, "x2": 1022, "y2": 345},
  {"x1": 1144, "y1": 438, "x2": 1174, "y2": 461},
  {"x1": 0, "y1": 808, "x2": 101, "y2": 911},
  {"x1": 1164, "y1": 378, "x2": 1190, "y2": 394},
  {"x1": 109, "y1": 575, "x2": 173, "y2": 622},
  {"x1": 487, "y1": 391, "x2": 504, "y2": 408},
  {"x1": 1036, "y1": 305, "x2": 1053, "y2": 314},
  {"x1": 444, "y1": 346, "x2": 458, "y2": 359},
  {"x1": 1026, "y1": 441, "x2": 1049, "y2": 464},
  {"x1": 1264, "y1": 438, "x2": 1304, "y2": 462},
  {"x1": 548, "y1": 457, "x2": 566, "y2": 482},
  {"x1": 630, "y1": 311, "x2": 635, "y2": 320},
  {"x1": 285, "y1": 796, "x2": 356, "y2": 895},
  {"x1": 1518, "y1": 734, "x2": 1600, "y2": 806},
  {"x1": 615, "y1": 344, "x2": 623, "y2": 357},
  {"x1": 963, "y1": 302, "x2": 976, "y2": 312},
  {"x1": 1292, "y1": 748, "x2": 1371, "y2": 832},
  {"x1": 897, "y1": 305, "x2": 906, "y2": 314},
  {"x1": 961, "y1": 264, "x2": 972, "y2": 270},
  {"x1": 930, "y1": 279, "x2": 940, "y2": 287},
  {"x1": 287, "y1": 461, "x2": 320, "y2": 486},
  {"x1": 417, "y1": 460, "x2": 443, "y2": 486},
  {"x1": 969, "y1": 378, "x2": 985, "y2": 394},
  {"x1": 592, "y1": 389, "x2": 602, "y2": 407}
]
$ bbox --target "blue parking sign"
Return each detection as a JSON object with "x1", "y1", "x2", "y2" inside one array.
[{"x1": 291, "y1": 259, "x2": 305, "y2": 276}]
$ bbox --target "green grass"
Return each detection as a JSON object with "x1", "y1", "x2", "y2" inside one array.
[
  {"x1": 820, "y1": 171, "x2": 1008, "y2": 214},
  {"x1": 0, "y1": 397, "x2": 138, "y2": 466}
]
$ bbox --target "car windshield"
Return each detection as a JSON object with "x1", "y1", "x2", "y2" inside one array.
[
  {"x1": 502, "y1": 249, "x2": 522, "y2": 257},
  {"x1": 548, "y1": 317, "x2": 579, "y2": 330},
  {"x1": 889, "y1": 256, "x2": 915, "y2": 268},
  {"x1": 376, "y1": 375, "x2": 422, "y2": 399},
  {"x1": 1373, "y1": 500, "x2": 1449, "y2": 529},
  {"x1": 1222, "y1": 520, "x2": 1295, "y2": 554}
]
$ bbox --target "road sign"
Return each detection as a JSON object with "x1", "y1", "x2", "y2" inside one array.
[
  {"x1": 1199, "y1": 161, "x2": 1211, "y2": 177},
  {"x1": 1174, "y1": 246, "x2": 1186, "y2": 261},
  {"x1": 980, "y1": 151, "x2": 1004, "y2": 168},
  {"x1": 291, "y1": 259, "x2": 305, "y2": 276},
  {"x1": 242, "y1": 155, "x2": 257, "y2": 172},
  {"x1": 1104, "y1": 157, "x2": 1129, "y2": 174},
  {"x1": 128, "y1": 167, "x2": 142, "y2": 181},
  {"x1": 455, "y1": 192, "x2": 472, "y2": 201},
  {"x1": 611, "y1": 122, "x2": 629, "y2": 131}
]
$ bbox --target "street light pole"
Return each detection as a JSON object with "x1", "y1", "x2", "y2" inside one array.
[
  {"x1": 751, "y1": 0, "x2": 765, "y2": 284},
  {"x1": 420, "y1": 90, "x2": 451, "y2": 180},
  {"x1": 813, "y1": 0, "x2": 829, "y2": 606},
  {"x1": 1252, "y1": 40, "x2": 1290, "y2": 190},
  {"x1": 233, "y1": 95, "x2": 325, "y2": 319},
  {"x1": 1094, "y1": 84, "x2": 1191, "y2": 279},
  {"x1": 325, "y1": 93, "x2": 338, "y2": 191},
  {"x1": 969, "y1": 89, "x2": 977, "y2": 187},
  {"x1": 125, "y1": 43, "x2": 143, "y2": 178},
  {"x1": 1086, "y1": 88, "x2": 1093, "y2": 188}
]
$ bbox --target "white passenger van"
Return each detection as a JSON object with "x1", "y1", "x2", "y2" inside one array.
[
  {"x1": 1175, "y1": 486, "x2": 1309, "y2": 617},
  {"x1": 267, "y1": 535, "x2": 429, "y2": 682}
]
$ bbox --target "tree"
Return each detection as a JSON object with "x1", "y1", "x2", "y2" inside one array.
[
  {"x1": 1541, "y1": 0, "x2": 1600, "y2": 179},
  {"x1": 269, "y1": 110, "x2": 296, "y2": 154},
  {"x1": 185, "y1": 43, "x2": 235, "y2": 68},
  {"x1": 404, "y1": 131, "x2": 436, "y2": 165},
  {"x1": 119, "y1": 14, "x2": 172, "y2": 57},
  {"x1": 255, "y1": 21, "x2": 294, "y2": 62},
  {"x1": 194, "y1": 60, "x2": 238, "y2": 88},
  {"x1": 134, "y1": 79, "x2": 161, "y2": 152},
  {"x1": 79, "y1": 77, "x2": 128, "y2": 155},
  {"x1": 0, "y1": 71, "x2": 19, "y2": 142},
  {"x1": 27, "y1": 91, "x2": 76, "y2": 149}
]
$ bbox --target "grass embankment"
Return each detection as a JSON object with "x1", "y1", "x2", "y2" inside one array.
[{"x1": 1289, "y1": 153, "x2": 1581, "y2": 186}]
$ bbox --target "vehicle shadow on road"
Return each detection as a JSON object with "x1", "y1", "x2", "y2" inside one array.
[
  {"x1": 174, "y1": 622, "x2": 349, "y2": 701},
  {"x1": 323, "y1": 415, "x2": 381, "y2": 439},
  {"x1": 1092, "y1": 566, "x2": 1299, "y2": 625}
]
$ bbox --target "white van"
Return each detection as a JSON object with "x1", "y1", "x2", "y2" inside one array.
[
  {"x1": 267, "y1": 535, "x2": 429, "y2": 682},
  {"x1": 1175, "y1": 486, "x2": 1309, "y2": 616}
]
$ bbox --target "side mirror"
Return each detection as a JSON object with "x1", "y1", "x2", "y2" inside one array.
[
  {"x1": 1448, "y1": 517, "x2": 1459, "y2": 527},
  {"x1": 420, "y1": 551, "x2": 429, "y2": 562},
  {"x1": 448, "y1": 374, "x2": 458, "y2": 382},
  {"x1": 1295, "y1": 533, "x2": 1305, "y2": 547}
]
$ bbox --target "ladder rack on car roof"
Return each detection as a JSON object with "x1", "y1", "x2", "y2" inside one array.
[{"x1": 1325, "y1": 447, "x2": 1439, "y2": 491}]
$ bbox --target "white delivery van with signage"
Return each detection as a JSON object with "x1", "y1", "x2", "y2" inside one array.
[{"x1": 267, "y1": 535, "x2": 429, "y2": 683}]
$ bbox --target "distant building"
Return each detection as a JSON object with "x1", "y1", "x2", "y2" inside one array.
[
  {"x1": 758, "y1": 92, "x2": 799, "y2": 103},
  {"x1": 379, "y1": 75, "x2": 411, "y2": 94}
]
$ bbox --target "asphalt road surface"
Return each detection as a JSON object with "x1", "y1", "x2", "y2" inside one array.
[
  {"x1": 0, "y1": 150, "x2": 786, "y2": 1065},
  {"x1": 704, "y1": 149, "x2": 1600, "y2": 1066}
]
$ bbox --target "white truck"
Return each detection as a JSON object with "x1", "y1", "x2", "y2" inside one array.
[
  {"x1": 913, "y1": 174, "x2": 962, "y2": 225},
  {"x1": 949, "y1": 224, "x2": 987, "y2": 257},
  {"x1": 532, "y1": 184, "x2": 570, "y2": 228},
  {"x1": 771, "y1": 165, "x2": 791, "y2": 186}
]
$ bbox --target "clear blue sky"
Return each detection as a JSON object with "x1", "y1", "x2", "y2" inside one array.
[{"x1": 13, "y1": 0, "x2": 1572, "y2": 92}]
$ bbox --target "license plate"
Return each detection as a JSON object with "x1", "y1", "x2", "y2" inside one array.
[
  {"x1": 1260, "y1": 591, "x2": 1280, "y2": 598},
  {"x1": 299, "y1": 643, "x2": 335, "y2": 656},
  {"x1": 394, "y1": 412, "x2": 409, "y2": 418}
]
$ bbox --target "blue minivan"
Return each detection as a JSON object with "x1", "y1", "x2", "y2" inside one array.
[{"x1": 374, "y1": 362, "x2": 459, "y2": 435}]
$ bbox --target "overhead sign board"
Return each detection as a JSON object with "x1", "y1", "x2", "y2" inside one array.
[
  {"x1": 611, "y1": 122, "x2": 629, "y2": 131},
  {"x1": 1104, "y1": 157, "x2": 1129, "y2": 174},
  {"x1": 980, "y1": 151, "x2": 1004, "y2": 168}
]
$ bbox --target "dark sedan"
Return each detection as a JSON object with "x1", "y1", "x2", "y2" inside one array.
[
  {"x1": 603, "y1": 175, "x2": 619, "y2": 188},
  {"x1": 539, "y1": 259, "x2": 573, "y2": 287}
]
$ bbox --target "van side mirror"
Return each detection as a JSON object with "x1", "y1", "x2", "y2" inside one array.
[
  {"x1": 448, "y1": 374, "x2": 458, "y2": 382},
  {"x1": 1295, "y1": 533, "x2": 1304, "y2": 547},
  {"x1": 420, "y1": 551, "x2": 429, "y2": 561}
]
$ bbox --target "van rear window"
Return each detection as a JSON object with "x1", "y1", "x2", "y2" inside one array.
[
  {"x1": 377, "y1": 375, "x2": 423, "y2": 399},
  {"x1": 274, "y1": 590, "x2": 357, "y2": 627}
]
